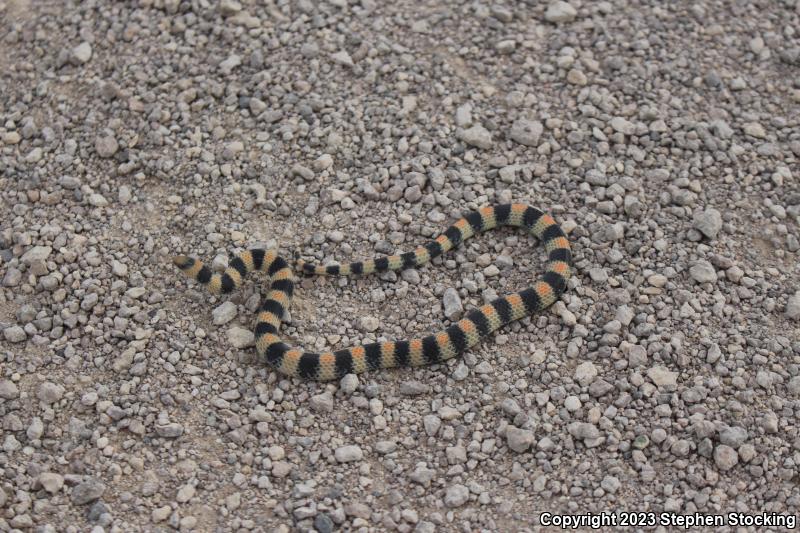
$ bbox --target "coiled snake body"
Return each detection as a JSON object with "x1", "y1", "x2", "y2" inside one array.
[{"x1": 173, "y1": 203, "x2": 572, "y2": 381}]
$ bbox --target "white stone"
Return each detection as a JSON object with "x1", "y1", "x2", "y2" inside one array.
[
  {"x1": 88, "y1": 193, "x2": 109, "y2": 207},
  {"x1": 39, "y1": 473, "x2": 64, "y2": 494},
  {"x1": 689, "y1": 260, "x2": 717, "y2": 283},
  {"x1": 334, "y1": 445, "x2": 363, "y2": 463},
  {"x1": 544, "y1": 1, "x2": 577, "y2": 23},
  {"x1": 610, "y1": 117, "x2": 636, "y2": 135},
  {"x1": 442, "y1": 288, "x2": 463, "y2": 320},
  {"x1": 647, "y1": 366, "x2": 678, "y2": 389},
  {"x1": 743, "y1": 122, "x2": 766, "y2": 138},
  {"x1": 72, "y1": 41, "x2": 93, "y2": 64},
  {"x1": 574, "y1": 361, "x2": 598, "y2": 386},
  {"x1": 227, "y1": 326, "x2": 254, "y2": 348},
  {"x1": 444, "y1": 484, "x2": 470, "y2": 507},
  {"x1": 331, "y1": 50, "x2": 354, "y2": 67},
  {"x1": 4, "y1": 325, "x2": 27, "y2": 343},
  {"x1": 509, "y1": 119, "x2": 543, "y2": 146},
  {"x1": 212, "y1": 302, "x2": 238, "y2": 325},
  {"x1": 457, "y1": 125, "x2": 493, "y2": 149}
]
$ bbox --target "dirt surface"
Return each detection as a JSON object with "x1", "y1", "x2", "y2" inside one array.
[{"x1": 1, "y1": 0, "x2": 799, "y2": 532}]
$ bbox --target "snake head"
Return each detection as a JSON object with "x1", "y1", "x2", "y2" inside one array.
[{"x1": 172, "y1": 255, "x2": 193, "y2": 270}]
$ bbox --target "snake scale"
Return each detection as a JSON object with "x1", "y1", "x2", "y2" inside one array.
[{"x1": 173, "y1": 203, "x2": 572, "y2": 381}]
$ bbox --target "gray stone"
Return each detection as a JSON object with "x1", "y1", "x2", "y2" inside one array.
[
  {"x1": 399, "y1": 380, "x2": 429, "y2": 396},
  {"x1": 401, "y1": 268, "x2": 420, "y2": 284},
  {"x1": 444, "y1": 484, "x2": 469, "y2": 507},
  {"x1": 589, "y1": 379, "x2": 614, "y2": 397},
  {"x1": 112, "y1": 260, "x2": 128, "y2": 277},
  {"x1": 567, "y1": 422, "x2": 600, "y2": 440},
  {"x1": 37, "y1": 382, "x2": 65, "y2": 404},
  {"x1": 22, "y1": 245, "x2": 52, "y2": 267},
  {"x1": 219, "y1": 54, "x2": 242, "y2": 72},
  {"x1": 359, "y1": 316, "x2": 380, "y2": 332},
  {"x1": 600, "y1": 475, "x2": 620, "y2": 493},
  {"x1": 88, "y1": 193, "x2": 109, "y2": 207},
  {"x1": 714, "y1": 445, "x2": 738, "y2": 470},
  {"x1": 719, "y1": 426, "x2": 748, "y2": 448},
  {"x1": 455, "y1": 104, "x2": 472, "y2": 127},
  {"x1": 81, "y1": 292, "x2": 99, "y2": 311},
  {"x1": 423, "y1": 415, "x2": 441, "y2": 436},
  {"x1": 227, "y1": 326, "x2": 254, "y2": 348},
  {"x1": 71, "y1": 478, "x2": 106, "y2": 505},
  {"x1": 314, "y1": 513, "x2": 335, "y2": 533},
  {"x1": 442, "y1": 288, "x2": 463, "y2": 320},
  {"x1": 219, "y1": 0, "x2": 242, "y2": 16},
  {"x1": 95, "y1": 135, "x2": 118, "y2": 158},
  {"x1": 786, "y1": 291, "x2": 800, "y2": 320},
  {"x1": 711, "y1": 120, "x2": 734, "y2": 139},
  {"x1": 564, "y1": 395, "x2": 581, "y2": 411},
  {"x1": 3, "y1": 326, "x2": 26, "y2": 343},
  {"x1": 574, "y1": 361, "x2": 598, "y2": 386},
  {"x1": 627, "y1": 345, "x2": 647, "y2": 367},
  {"x1": 249, "y1": 97, "x2": 267, "y2": 114},
  {"x1": 155, "y1": 422, "x2": 184, "y2": 438},
  {"x1": 506, "y1": 426, "x2": 535, "y2": 453},
  {"x1": 693, "y1": 208, "x2": 722, "y2": 239},
  {"x1": 331, "y1": 50, "x2": 354, "y2": 67},
  {"x1": 3, "y1": 267, "x2": 22, "y2": 287},
  {"x1": 375, "y1": 440, "x2": 397, "y2": 454},
  {"x1": 176, "y1": 484, "x2": 195, "y2": 503},
  {"x1": 212, "y1": 301, "x2": 237, "y2": 325},
  {"x1": 689, "y1": 260, "x2": 717, "y2": 283},
  {"x1": 27, "y1": 416, "x2": 44, "y2": 439},
  {"x1": 410, "y1": 464, "x2": 435, "y2": 486},
  {"x1": 152, "y1": 505, "x2": 172, "y2": 522},
  {"x1": 452, "y1": 362, "x2": 469, "y2": 381},
  {"x1": 788, "y1": 376, "x2": 800, "y2": 395},
  {"x1": 495, "y1": 39, "x2": 516, "y2": 54},
  {"x1": 610, "y1": 117, "x2": 636, "y2": 135},
  {"x1": 291, "y1": 163, "x2": 315, "y2": 181},
  {"x1": 310, "y1": 391, "x2": 334, "y2": 413},
  {"x1": 0, "y1": 379, "x2": 19, "y2": 399},
  {"x1": 509, "y1": 119, "x2": 543, "y2": 146},
  {"x1": 340, "y1": 374, "x2": 359, "y2": 394},
  {"x1": 457, "y1": 125, "x2": 493, "y2": 149},
  {"x1": 404, "y1": 185, "x2": 422, "y2": 203}
]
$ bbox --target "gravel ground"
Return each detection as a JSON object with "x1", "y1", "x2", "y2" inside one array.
[{"x1": 1, "y1": 0, "x2": 800, "y2": 531}]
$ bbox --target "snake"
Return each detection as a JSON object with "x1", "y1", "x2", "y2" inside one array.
[{"x1": 173, "y1": 203, "x2": 572, "y2": 381}]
